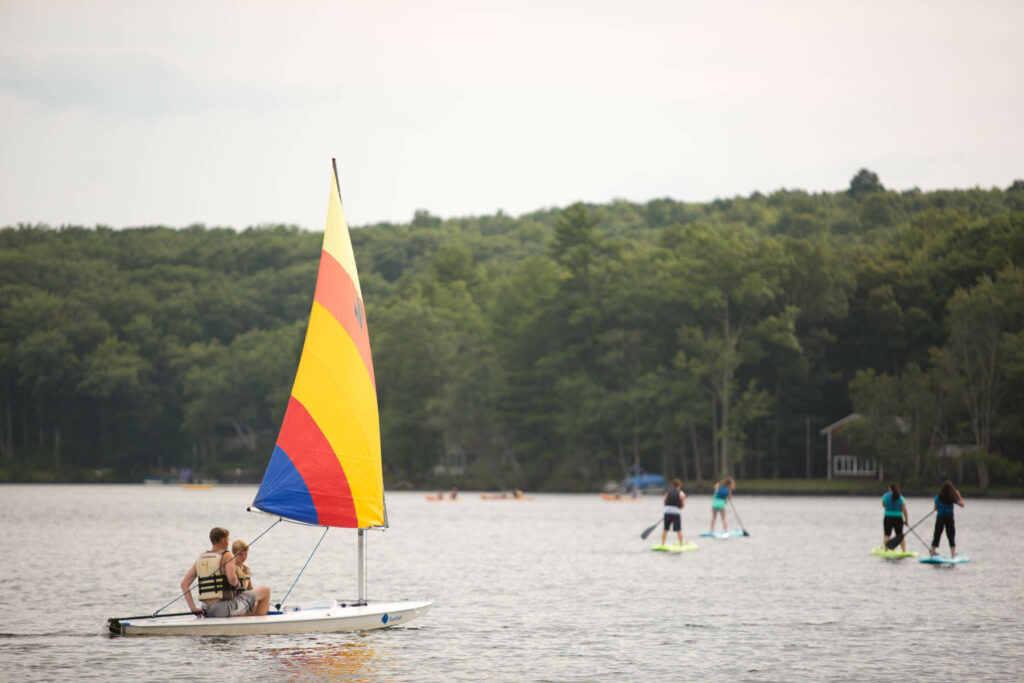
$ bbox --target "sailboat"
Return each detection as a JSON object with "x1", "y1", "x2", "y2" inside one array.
[{"x1": 109, "y1": 162, "x2": 433, "y2": 636}]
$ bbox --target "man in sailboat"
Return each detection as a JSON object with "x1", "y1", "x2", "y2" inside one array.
[{"x1": 180, "y1": 527, "x2": 271, "y2": 618}]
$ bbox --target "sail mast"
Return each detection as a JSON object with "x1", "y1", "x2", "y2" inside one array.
[
  {"x1": 357, "y1": 529, "x2": 366, "y2": 603},
  {"x1": 335, "y1": 157, "x2": 368, "y2": 604},
  {"x1": 331, "y1": 157, "x2": 344, "y2": 204}
]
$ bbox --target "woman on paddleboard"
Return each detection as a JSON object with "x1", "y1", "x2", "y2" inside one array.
[
  {"x1": 661, "y1": 479, "x2": 686, "y2": 546},
  {"x1": 710, "y1": 477, "x2": 734, "y2": 532},
  {"x1": 930, "y1": 480, "x2": 965, "y2": 558},
  {"x1": 881, "y1": 483, "x2": 909, "y2": 552}
]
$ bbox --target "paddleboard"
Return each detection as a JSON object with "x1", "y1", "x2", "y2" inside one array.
[
  {"x1": 700, "y1": 529, "x2": 746, "y2": 539},
  {"x1": 920, "y1": 554, "x2": 970, "y2": 564},
  {"x1": 871, "y1": 547, "x2": 918, "y2": 559},
  {"x1": 651, "y1": 542, "x2": 698, "y2": 553}
]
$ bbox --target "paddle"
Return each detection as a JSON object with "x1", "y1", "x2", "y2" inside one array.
[
  {"x1": 907, "y1": 524, "x2": 930, "y2": 550},
  {"x1": 728, "y1": 498, "x2": 750, "y2": 537},
  {"x1": 640, "y1": 518, "x2": 663, "y2": 540},
  {"x1": 886, "y1": 509, "x2": 935, "y2": 549}
]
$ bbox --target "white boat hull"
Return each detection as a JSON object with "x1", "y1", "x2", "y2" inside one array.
[{"x1": 112, "y1": 598, "x2": 433, "y2": 636}]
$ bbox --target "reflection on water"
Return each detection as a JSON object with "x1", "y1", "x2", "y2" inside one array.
[{"x1": 263, "y1": 635, "x2": 389, "y2": 682}]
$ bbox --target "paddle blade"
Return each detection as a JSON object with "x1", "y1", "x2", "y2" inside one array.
[
  {"x1": 640, "y1": 520, "x2": 661, "y2": 540},
  {"x1": 741, "y1": 529, "x2": 750, "y2": 537},
  {"x1": 886, "y1": 534, "x2": 904, "y2": 550}
]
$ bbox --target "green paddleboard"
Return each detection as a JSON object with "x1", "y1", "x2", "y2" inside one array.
[
  {"x1": 871, "y1": 547, "x2": 918, "y2": 559},
  {"x1": 651, "y1": 542, "x2": 698, "y2": 553}
]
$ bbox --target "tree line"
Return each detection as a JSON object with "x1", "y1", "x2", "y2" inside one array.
[{"x1": 1, "y1": 170, "x2": 1022, "y2": 490}]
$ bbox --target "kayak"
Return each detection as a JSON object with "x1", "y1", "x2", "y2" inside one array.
[
  {"x1": 424, "y1": 495, "x2": 459, "y2": 501},
  {"x1": 920, "y1": 554, "x2": 970, "y2": 564},
  {"x1": 480, "y1": 493, "x2": 534, "y2": 500},
  {"x1": 600, "y1": 493, "x2": 639, "y2": 501},
  {"x1": 699, "y1": 529, "x2": 746, "y2": 539},
  {"x1": 871, "y1": 547, "x2": 918, "y2": 559},
  {"x1": 650, "y1": 542, "x2": 698, "y2": 553}
]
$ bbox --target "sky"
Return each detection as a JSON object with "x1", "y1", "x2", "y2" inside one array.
[{"x1": 1, "y1": 0, "x2": 1022, "y2": 231}]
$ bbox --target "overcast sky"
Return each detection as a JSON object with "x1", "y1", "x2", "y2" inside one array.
[{"x1": 1, "y1": 0, "x2": 1021, "y2": 231}]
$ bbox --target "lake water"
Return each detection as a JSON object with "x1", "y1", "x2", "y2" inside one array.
[{"x1": 0, "y1": 485, "x2": 1021, "y2": 681}]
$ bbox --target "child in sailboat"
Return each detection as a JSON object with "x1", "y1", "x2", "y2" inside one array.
[{"x1": 231, "y1": 540, "x2": 253, "y2": 591}]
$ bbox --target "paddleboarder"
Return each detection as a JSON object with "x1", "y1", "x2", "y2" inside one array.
[
  {"x1": 709, "y1": 477, "x2": 734, "y2": 532},
  {"x1": 660, "y1": 478, "x2": 686, "y2": 546},
  {"x1": 930, "y1": 481, "x2": 965, "y2": 558},
  {"x1": 881, "y1": 483, "x2": 910, "y2": 552}
]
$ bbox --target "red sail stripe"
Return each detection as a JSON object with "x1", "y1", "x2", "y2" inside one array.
[
  {"x1": 313, "y1": 250, "x2": 376, "y2": 392},
  {"x1": 276, "y1": 396, "x2": 358, "y2": 527}
]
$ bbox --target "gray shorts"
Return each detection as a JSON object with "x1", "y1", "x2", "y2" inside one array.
[{"x1": 203, "y1": 591, "x2": 256, "y2": 618}]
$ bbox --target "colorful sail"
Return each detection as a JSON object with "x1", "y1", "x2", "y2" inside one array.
[{"x1": 253, "y1": 163, "x2": 384, "y2": 528}]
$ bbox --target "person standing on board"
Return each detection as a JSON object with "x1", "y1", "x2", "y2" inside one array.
[
  {"x1": 930, "y1": 481, "x2": 965, "y2": 557},
  {"x1": 881, "y1": 483, "x2": 910, "y2": 552},
  {"x1": 709, "y1": 477, "x2": 734, "y2": 532},
  {"x1": 660, "y1": 479, "x2": 686, "y2": 546},
  {"x1": 180, "y1": 527, "x2": 271, "y2": 618}
]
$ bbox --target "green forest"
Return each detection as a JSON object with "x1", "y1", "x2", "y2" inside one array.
[{"x1": 2, "y1": 170, "x2": 1023, "y2": 490}]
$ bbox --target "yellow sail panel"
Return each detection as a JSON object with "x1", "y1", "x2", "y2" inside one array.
[
  {"x1": 290, "y1": 302, "x2": 384, "y2": 527},
  {"x1": 322, "y1": 176, "x2": 363, "y2": 301}
]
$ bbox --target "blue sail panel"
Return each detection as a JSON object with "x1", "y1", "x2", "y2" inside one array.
[{"x1": 253, "y1": 446, "x2": 319, "y2": 525}]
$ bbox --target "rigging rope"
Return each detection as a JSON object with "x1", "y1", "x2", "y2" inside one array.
[{"x1": 276, "y1": 525, "x2": 330, "y2": 610}]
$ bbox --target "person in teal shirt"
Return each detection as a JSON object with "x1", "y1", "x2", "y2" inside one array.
[
  {"x1": 931, "y1": 480, "x2": 965, "y2": 557},
  {"x1": 710, "y1": 477, "x2": 734, "y2": 532},
  {"x1": 881, "y1": 483, "x2": 909, "y2": 551}
]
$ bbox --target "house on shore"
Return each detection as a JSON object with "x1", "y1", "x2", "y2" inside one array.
[
  {"x1": 820, "y1": 413, "x2": 980, "y2": 484},
  {"x1": 819, "y1": 414, "x2": 882, "y2": 481}
]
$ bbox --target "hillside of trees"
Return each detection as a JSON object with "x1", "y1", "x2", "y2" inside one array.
[{"x1": 2, "y1": 170, "x2": 1022, "y2": 490}]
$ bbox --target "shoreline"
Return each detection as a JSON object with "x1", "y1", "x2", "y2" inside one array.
[{"x1": 1, "y1": 479, "x2": 1022, "y2": 499}]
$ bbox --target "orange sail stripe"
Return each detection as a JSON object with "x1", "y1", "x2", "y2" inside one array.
[{"x1": 313, "y1": 249, "x2": 376, "y2": 392}]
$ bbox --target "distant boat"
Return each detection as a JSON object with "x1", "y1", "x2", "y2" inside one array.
[
  {"x1": 481, "y1": 490, "x2": 533, "y2": 500},
  {"x1": 621, "y1": 470, "x2": 667, "y2": 493},
  {"x1": 109, "y1": 161, "x2": 432, "y2": 636},
  {"x1": 182, "y1": 483, "x2": 213, "y2": 490},
  {"x1": 600, "y1": 492, "x2": 639, "y2": 501}
]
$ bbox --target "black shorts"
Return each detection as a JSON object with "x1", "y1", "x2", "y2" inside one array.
[
  {"x1": 664, "y1": 513, "x2": 681, "y2": 531},
  {"x1": 883, "y1": 517, "x2": 904, "y2": 536}
]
